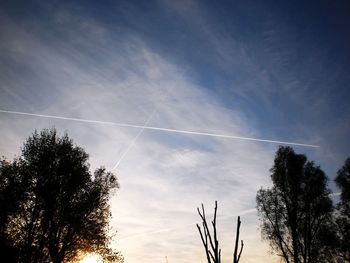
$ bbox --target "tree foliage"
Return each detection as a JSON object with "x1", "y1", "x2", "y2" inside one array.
[
  {"x1": 256, "y1": 147, "x2": 334, "y2": 263},
  {"x1": 0, "y1": 128, "x2": 122, "y2": 263},
  {"x1": 335, "y1": 158, "x2": 350, "y2": 262}
]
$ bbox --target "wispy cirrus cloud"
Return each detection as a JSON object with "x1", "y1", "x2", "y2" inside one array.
[
  {"x1": 0, "y1": 7, "x2": 279, "y2": 261},
  {"x1": 1, "y1": 1, "x2": 349, "y2": 263}
]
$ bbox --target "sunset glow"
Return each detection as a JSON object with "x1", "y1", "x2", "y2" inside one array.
[{"x1": 79, "y1": 253, "x2": 102, "y2": 263}]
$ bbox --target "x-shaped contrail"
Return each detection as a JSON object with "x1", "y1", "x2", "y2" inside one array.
[{"x1": 111, "y1": 93, "x2": 168, "y2": 170}]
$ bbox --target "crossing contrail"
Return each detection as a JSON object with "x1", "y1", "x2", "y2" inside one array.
[
  {"x1": 0, "y1": 109, "x2": 320, "y2": 148},
  {"x1": 111, "y1": 93, "x2": 168, "y2": 170}
]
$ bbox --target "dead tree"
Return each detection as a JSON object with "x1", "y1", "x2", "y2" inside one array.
[
  {"x1": 196, "y1": 201, "x2": 243, "y2": 263},
  {"x1": 233, "y1": 216, "x2": 243, "y2": 263},
  {"x1": 197, "y1": 201, "x2": 221, "y2": 263}
]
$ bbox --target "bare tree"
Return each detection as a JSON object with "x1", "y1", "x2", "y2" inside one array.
[
  {"x1": 233, "y1": 216, "x2": 243, "y2": 263},
  {"x1": 196, "y1": 201, "x2": 243, "y2": 263}
]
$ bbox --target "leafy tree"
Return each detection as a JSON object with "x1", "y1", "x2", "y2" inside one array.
[
  {"x1": 256, "y1": 146, "x2": 333, "y2": 263},
  {"x1": 0, "y1": 158, "x2": 27, "y2": 262},
  {"x1": 335, "y1": 158, "x2": 350, "y2": 262},
  {"x1": 0, "y1": 128, "x2": 122, "y2": 263}
]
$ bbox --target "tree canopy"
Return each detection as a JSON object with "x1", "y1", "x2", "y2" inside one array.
[
  {"x1": 256, "y1": 146, "x2": 333, "y2": 263},
  {"x1": 0, "y1": 128, "x2": 122, "y2": 263},
  {"x1": 335, "y1": 158, "x2": 350, "y2": 262}
]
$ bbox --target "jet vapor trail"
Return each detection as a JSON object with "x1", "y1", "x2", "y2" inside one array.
[
  {"x1": 0, "y1": 109, "x2": 320, "y2": 148},
  {"x1": 111, "y1": 93, "x2": 168, "y2": 171}
]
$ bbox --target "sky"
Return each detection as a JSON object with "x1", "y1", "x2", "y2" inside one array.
[{"x1": 0, "y1": 0, "x2": 350, "y2": 262}]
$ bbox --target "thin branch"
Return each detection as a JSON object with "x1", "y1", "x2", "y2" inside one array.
[
  {"x1": 233, "y1": 216, "x2": 244, "y2": 263},
  {"x1": 197, "y1": 202, "x2": 245, "y2": 263},
  {"x1": 233, "y1": 216, "x2": 241, "y2": 262},
  {"x1": 212, "y1": 201, "x2": 219, "y2": 261},
  {"x1": 197, "y1": 202, "x2": 220, "y2": 263},
  {"x1": 237, "y1": 240, "x2": 244, "y2": 262},
  {"x1": 197, "y1": 223, "x2": 211, "y2": 263}
]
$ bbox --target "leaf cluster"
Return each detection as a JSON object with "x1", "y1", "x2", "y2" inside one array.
[
  {"x1": 0, "y1": 128, "x2": 122, "y2": 263},
  {"x1": 335, "y1": 159, "x2": 350, "y2": 262},
  {"x1": 256, "y1": 147, "x2": 334, "y2": 263}
]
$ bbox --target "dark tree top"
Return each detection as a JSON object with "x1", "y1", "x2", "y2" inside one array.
[{"x1": 0, "y1": 128, "x2": 122, "y2": 263}]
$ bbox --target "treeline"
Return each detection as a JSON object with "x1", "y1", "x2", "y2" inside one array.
[{"x1": 1, "y1": 129, "x2": 349, "y2": 263}]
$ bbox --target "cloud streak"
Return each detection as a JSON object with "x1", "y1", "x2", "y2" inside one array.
[
  {"x1": 0, "y1": 109, "x2": 320, "y2": 148},
  {"x1": 2, "y1": 1, "x2": 348, "y2": 262},
  {"x1": 118, "y1": 207, "x2": 256, "y2": 242}
]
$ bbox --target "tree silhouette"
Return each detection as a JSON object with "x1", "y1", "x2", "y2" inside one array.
[
  {"x1": 196, "y1": 201, "x2": 243, "y2": 263},
  {"x1": 335, "y1": 158, "x2": 350, "y2": 262},
  {"x1": 0, "y1": 128, "x2": 122, "y2": 263},
  {"x1": 0, "y1": 158, "x2": 27, "y2": 262},
  {"x1": 256, "y1": 147, "x2": 333, "y2": 263}
]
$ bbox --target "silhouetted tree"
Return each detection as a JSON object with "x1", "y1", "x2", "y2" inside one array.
[
  {"x1": 0, "y1": 158, "x2": 27, "y2": 262},
  {"x1": 335, "y1": 158, "x2": 350, "y2": 262},
  {"x1": 0, "y1": 128, "x2": 122, "y2": 263},
  {"x1": 256, "y1": 147, "x2": 333, "y2": 263},
  {"x1": 196, "y1": 201, "x2": 243, "y2": 263}
]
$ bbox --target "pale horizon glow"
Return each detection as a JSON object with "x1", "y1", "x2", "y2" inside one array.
[{"x1": 118, "y1": 207, "x2": 257, "y2": 242}]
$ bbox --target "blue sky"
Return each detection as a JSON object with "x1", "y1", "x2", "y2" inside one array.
[{"x1": 1, "y1": 0, "x2": 350, "y2": 262}]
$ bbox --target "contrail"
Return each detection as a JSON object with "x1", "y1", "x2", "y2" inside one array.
[
  {"x1": 111, "y1": 93, "x2": 168, "y2": 170},
  {"x1": 0, "y1": 109, "x2": 320, "y2": 148},
  {"x1": 111, "y1": 124, "x2": 148, "y2": 170}
]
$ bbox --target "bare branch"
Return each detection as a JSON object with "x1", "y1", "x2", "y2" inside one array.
[
  {"x1": 233, "y1": 216, "x2": 243, "y2": 263},
  {"x1": 237, "y1": 240, "x2": 244, "y2": 263},
  {"x1": 197, "y1": 223, "x2": 211, "y2": 263},
  {"x1": 196, "y1": 201, "x2": 220, "y2": 263},
  {"x1": 197, "y1": 201, "x2": 244, "y2": 263}
]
